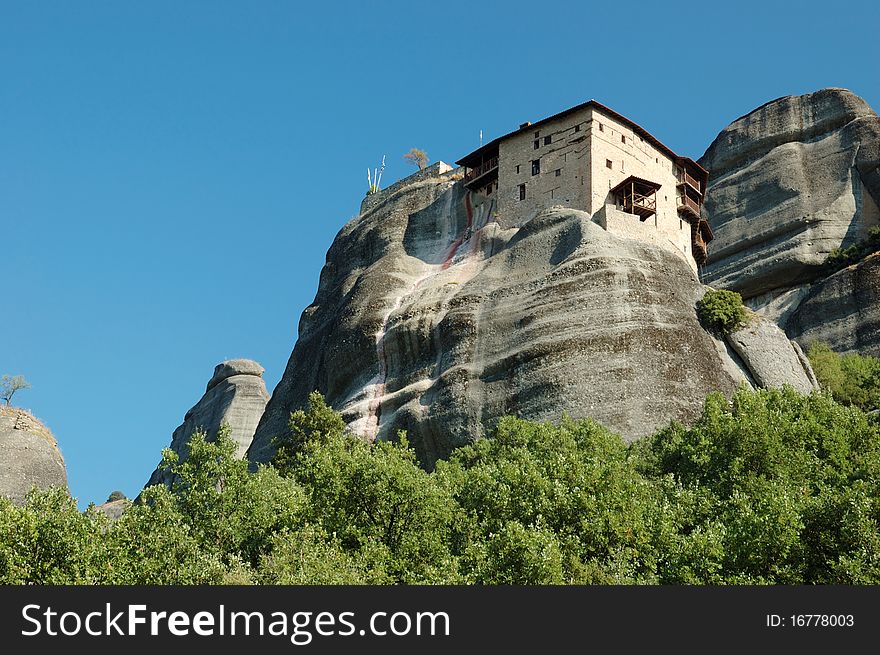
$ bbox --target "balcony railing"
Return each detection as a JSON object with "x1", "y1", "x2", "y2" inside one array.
[
  {"x1": 463, "y1": 157, "x2": 499, "y2": 184},
  {"x1": 677, "y1": 194, "x2": 701, "y2": 217},
  {"x1": 620, "y1": 192, "x2": 657, "y2": 218},
  {"x1": 677, "y1": 170, "x2": 701, "y2": 193}
]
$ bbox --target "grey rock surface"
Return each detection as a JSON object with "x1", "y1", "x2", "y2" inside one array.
[
  {"x1": 725, "y1": 317, "x2": 818, "y2": 394},
  {"x1": 700, "y1": 88, "x2": 880, "y2": 299},
  {"x1": 146, "y1": 359, "x2": 269, "y2": 488},
  {"x1": 785, "y1": 254, "x2": 880, "y2": 356},
  {"x1": 248, "y1": 168, "x2": 814, "y2": 469},
  {"x1": 0, "y1": 406, "x2": 68, "y2": 506},
  {"x1": 94, "y1": 498, "x2": 129, "y2": 521}
]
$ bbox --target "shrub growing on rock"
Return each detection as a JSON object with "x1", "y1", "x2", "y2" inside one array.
[{"x1": 697, "y1": 289, "x2": 748, "y2": 336}]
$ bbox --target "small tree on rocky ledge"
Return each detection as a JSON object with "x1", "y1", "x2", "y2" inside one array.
[
  {"x1": 697, "y1": 289, "x2": 749, "y2": 336},
  {"x1": 403, "y1": 147, "x2": 429, "y2": 170},
  {"x1": 1, "y1": 375, "x2": 31, "y2": 406}
]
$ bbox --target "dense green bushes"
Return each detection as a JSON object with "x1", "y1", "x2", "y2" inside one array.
[
  {"x1": 3, "y1": 387, "x2": 880, "y2": 585},
  {"x1": 807, "y1": 341, "x2": 880, "y2": 412},
  {"x1": 697, "y1": 289, "x2": 749, "y2": 336}
]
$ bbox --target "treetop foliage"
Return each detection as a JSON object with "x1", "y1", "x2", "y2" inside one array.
[{"x1": 3, "y1": 387, "x2": 880, "y2": 585}]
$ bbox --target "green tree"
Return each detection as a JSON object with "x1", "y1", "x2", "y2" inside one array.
[
  {"x1": 807, "y1": 341, "x2": 880, "y2": 411},
  {"x1": 696, "y1": 289, "x2": 748, "y2": 336}
]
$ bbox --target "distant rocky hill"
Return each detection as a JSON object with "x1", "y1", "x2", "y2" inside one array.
[
  {"x1": 247, "y1": 164, "x2": 815, "y2": 468},
  {"x1": 700, "y1": 88, "x2": 880, "y2": 355},
  {"x1": 146, "y1": 359, "x2": 269, "y2": 488},
  {"x1": 0, "y1": 406, "x2": 68, "y2": 505}
]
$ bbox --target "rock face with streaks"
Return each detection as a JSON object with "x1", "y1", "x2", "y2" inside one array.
[
  {"x1": 785, "y1": 254, "x2": 880, "y2": 356},
  {"x1": 700, "y1": 88, "x2": 880, "y2": 299},
  {"x1": 248, "y1": 165, "x2": 816, "y2": 468},
  {"x1": 699, "y1": 88, "x2": 880, "y2": 356},
  {"x1": 0, "y1": 406, "x2": 68, "y2": 506},
  {"x1": 726, "y1": 318, "x2": 817, "y2": 393},
  {"x1": 146, "y1": 359, "x2": 270, "y2": 488}
]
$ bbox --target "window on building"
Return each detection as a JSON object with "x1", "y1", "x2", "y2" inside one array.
[
  {"x1": 655, "y1": 157, "x2": 659, "y2": 163},
  {"x1": 606, "y1": 159, "x2": 613, "y2": 169},
  {"x1": 534, "y1": 139, "x2": 539, "y2": 149},
  {"x1": 599, "y1": 122, "x2": 604, "y2": 132},
  {"x1": 679, "y1": 219, "x2": 683, "y2": 230},
  {"x1": 621, "y1": 135, "x2": 626, "y2": 144},
  {"x1": 532, "y1": 159, "x2": 540, "y2": 175},
  {"x1": 516, "y1": 164, "x2": 520, "y2": 174},
  {"x1": 519, "y1": 184, "x2": 526, "y2": 200},
  {"x1": 544, "y1": 136, "x2": 551, "y2": 146},
  {"x1": 534, "y1": 131, "x2": 540, "y2": 138},
  {"x1": 486, "y1": 184, "x2": 492, "y2": 195},
  {"x1": 555, "y1": 168, "x2": 561, "y2": 176},
  {"x1": 574, "y1": 124, "x2": 580, "y2": 132}
]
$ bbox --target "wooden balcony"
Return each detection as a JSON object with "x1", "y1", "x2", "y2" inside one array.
[
  {"x1": 463, "y1": 157, "x2": 499, "y2": 189},
  {"x1": 677, "y1": 170, "x2": 702, "y2": 194},
  {"x1": 611, "y1": 175, "x2": 662, "y2": 221},
  {"x1": 677, "y1": 194, "x2": 701, "y2": 219},
  {"x1": 621, "y1": 193, "x2": 657, "y2": 219}
]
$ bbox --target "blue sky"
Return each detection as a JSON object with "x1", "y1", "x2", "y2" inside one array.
[{"x1": 2, "y1": 1, "x2": 878, "y2": 507}]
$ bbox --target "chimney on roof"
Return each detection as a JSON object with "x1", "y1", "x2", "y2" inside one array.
[{"x1": 519, "y1": 121, "x2": 532, "y2": 129}]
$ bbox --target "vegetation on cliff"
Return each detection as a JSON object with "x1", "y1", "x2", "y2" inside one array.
[
  {"x1": 807, "y1": 341, "x2": 880, "y2": 412},
  {"x1": 3, "y1": 387, "x2": 880, "y2": 585},
  {"x1": 696, "y1": 289, "x2": 749, "y2": 336},
  {"x1": 822, "y1": 226, "x2": 880, "y2": 274}
]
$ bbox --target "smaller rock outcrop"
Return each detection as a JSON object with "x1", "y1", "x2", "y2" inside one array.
[
  {"x1": 94, "y1": 498, "x2": 129, "y2": 521},
  {"x1": 785, "y1": 254, "x2": 880, "y2": 357},
  {"x1": 725, "y1": 317, "x2": 818, "y2": 394},
  {"x1": 0, "y1": 406, "x2": 68, "y2": 506},
  {"x1": 146, "y1": 359, "x2": 270, "y2": 488}
]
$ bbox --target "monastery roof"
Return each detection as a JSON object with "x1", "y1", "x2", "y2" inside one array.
[{"x1": 456, "y1": 99, "x2": 708, "y2": 180}]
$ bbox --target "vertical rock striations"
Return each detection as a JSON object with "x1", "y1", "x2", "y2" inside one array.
[{"x1": 146, "y1": 359, "x2": 269, "y2": 488}]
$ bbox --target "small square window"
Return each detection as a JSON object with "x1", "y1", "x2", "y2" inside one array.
[
  {"x1": 599, "y1": 123, "x2": 604, "y2": 132},
  {"x1": 534, "y1": 131, "x2": 540, "y2": 138},
  {"x1": 532, "y1": 159, "x2": 541, "y2": 175},
  {"x1": 534, "y1": 139, "x2": 540, "y2": 149},
  {"x1": 606, "y1": 159, "x2": 613, "y2": 169},
  {"x1": 544, "y1": 136, "x2": 551, "y2": 146},
  {"x1": 574, "y1": 124, "x2": 580, "y2": 132},
  {"x1": 555, "y1": 169, "x2": 561, "y2": 177},
  {"x1": 519, "y1": 184, "x2": 526, "y2": 200}
]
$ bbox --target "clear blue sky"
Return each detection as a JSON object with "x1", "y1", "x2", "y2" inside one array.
[{"x1": 3, "y1": 1, "x2": 878, "y2": 507}]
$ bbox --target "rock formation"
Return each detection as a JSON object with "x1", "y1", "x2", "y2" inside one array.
[
  {"x1": 0, "y1": 406, "x2": 68, "y2": 506},
  {"x1": 248, "y1": 166, "x2": 816, "y2": 468},
  {"x1": 785, "y1": 253, "x2": 880, "y2": 356},
  {"x1": 699, "y1": 88, "x2": 880, "y2": 355},
  {"x1": 146, "y1": 359, "x2": 269, "y2": 488},
  {"x1": 700, "y1": 88, "x2": 880, "y2": 299}
]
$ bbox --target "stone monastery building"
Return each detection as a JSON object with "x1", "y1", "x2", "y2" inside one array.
[{"x1": 456, "y1": 100, "x2": 714, "y2": 273}]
